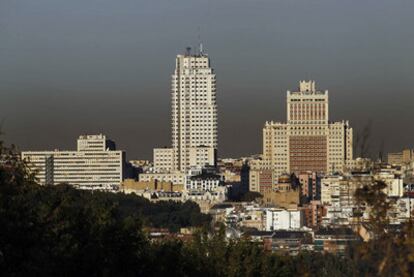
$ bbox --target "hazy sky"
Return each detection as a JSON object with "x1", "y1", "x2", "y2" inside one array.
[{"x1": 1, "y1": 0, "x2": 414, "y2": 160}]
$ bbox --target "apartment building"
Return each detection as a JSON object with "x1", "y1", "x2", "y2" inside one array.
[{"x1": 21, "y1": 134, "x2": 124, "y2": 190}]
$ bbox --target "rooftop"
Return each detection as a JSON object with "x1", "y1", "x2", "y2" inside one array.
[{"x1": 272, "y1": 230, "x2": 310, "y2": 240}]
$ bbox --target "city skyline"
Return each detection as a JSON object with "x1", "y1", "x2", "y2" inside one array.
[
  {"x1": 1, "y1": 0, "x2": 414, "y2": 160},
  {"x1": 3, "y1": 2, "x2": 414, "y2": 273}
]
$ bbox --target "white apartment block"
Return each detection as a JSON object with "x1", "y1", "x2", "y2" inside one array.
[
  {"x1": 321, "y1": 175, "x2": 355, "y2": 226},
  {"x1": 21, "y1": 135, "x2": 124, "y2": 190},
  {"x1": 265, "y1": 209, "x2": 303, "y2": 231},
  {"x1": 152, "y1": 47, "x2": 217, "y2": 174},
  {"x1": 374, "y1": 171, "x2": 404, "y2": 197},
  {"x1": 390, "y1": 198, "x2": 414, "y2": 224},
  {"x1": 321, "y1": 173, "x2": 373, "y2": 225},
  {"x1": 263, "y1": 81, "x2": 353, "y2": 179}
]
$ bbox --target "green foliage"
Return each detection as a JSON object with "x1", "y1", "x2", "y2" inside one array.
[
  {"x1": 0, "y1": 141, "x2": 208, "y2": 276},
  {"x1": 0, "y1": 168, "x2": 150, "y2": 275},
  {"x1": 351, "y1": 181, "x2": 414, "y2": 276},
  {"x1": 87, "y1": 191, "x2": 212, "y2": 232},
  {"x1": 355, "y1": 180, "x2": 391, "y2": 236}
]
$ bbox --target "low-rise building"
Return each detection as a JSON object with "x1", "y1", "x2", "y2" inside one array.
[
  {"x1": 271, "y1": 230, "x2": 313, "y2": 255},
  {"x1": 183, "y1": 187, "x2": 228, "y2": 213},
  {"x1": 387, "y1": 149, "x2": 414, "y2": 166},
  {"x1": 249, "y1": 169, "x2": 272, "y2": 193},
  {"x1": 388, "y1": 197, "x2": 414, "y2": 224},
  {"x1": 186, "y1": 167, "x2": 224, "y2": 191},
  {"x1": 345, "y1": 158, "x2": 373, "y2": 172},
  {"x1": 300, "y1": 200, "x2": 326, "y2": 228},
  {"x1": 121, "y1": 179, "x2": 184, "y2": 194},
  {"x1": 314, "y1": 227, "x2": 358, "y2": 254},
  {"x1": 265, "y1": 209, "x2": 303, "y2": 231},
  {"x1": 388, "y1": 152, "x2": 403, "y2": 166},
  {"x1": 321, "y1": 173, "x2": 372, "y2": 225},
  {"x1": 139, "y1": 172, "x2": 186, "y2": 185},
  {"x1": 374, "y1": 168, "x2": 404, "y2": 197},
  {"x1": 153, "y1": 148, "x2": 174, "y2": 173}
]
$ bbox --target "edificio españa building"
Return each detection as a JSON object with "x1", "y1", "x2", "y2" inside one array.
[
  {"x1": 262, "y1": 81, "x2": 353, "y2": 178},
  {"x1": 153, "y1": 46, "x2": 217, "y2": 173},
  {"x1": 21, "y1": 134, "x2": 125, "y2": 190}
]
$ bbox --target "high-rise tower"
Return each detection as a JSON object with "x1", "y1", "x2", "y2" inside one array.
[
  {"x1": 263, "y1": 81, "x2": 353, "y2": 178},
  {"x1": 153, "y1": 47, "x2": 217, "y2": 173}
]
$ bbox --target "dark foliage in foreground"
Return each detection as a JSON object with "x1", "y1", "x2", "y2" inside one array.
[{"x1": 85, "y1": 190, "x2": 212, "y2": 232}]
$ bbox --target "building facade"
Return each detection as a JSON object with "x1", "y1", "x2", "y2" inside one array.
[
  {"x1": 321, "y1": 173, "x2": 373, "y2": 225},
  {"x1": 265, "y1": 209, "x2": 303, "y2": 231},
  {"x1": 139, "y1": 172, "x2": 186, "y2": 185},
  {"x1": 263, "y1": 81, "x2": 353, "y2": 179},
  {"x1": 152, "y1": 47, "x2": 218, "y2": 173},
  {"x1": 186, "y1": 172, "x2": 223, "y2": 191},
  {"x1": 298, "y1": 172, "x2": 321, "y2": 201},
  {"x1": 387, "y1": 149, "x2": 414, "y2": 166},
  {"x1": 22, "y1": 134, "x2": 124, "y2": 190},
  {"x1": 153, "y1": 148, "x2": 174, "y2": 173}
]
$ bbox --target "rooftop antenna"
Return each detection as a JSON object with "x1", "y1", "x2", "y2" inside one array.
[
  {"x1": 199, "y1": 42, "x2": 204, "y2": 56},
  {"x1": 197, "y1": 26, "x2": 204, "y2": 56},
  {"x1": 379, "y1": 139, "x2": 384, "y2": 163}
]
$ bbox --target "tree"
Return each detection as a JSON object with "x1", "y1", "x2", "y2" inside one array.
[{"x1": 355, "y1": 180, "x2": 390, "y2": 237}]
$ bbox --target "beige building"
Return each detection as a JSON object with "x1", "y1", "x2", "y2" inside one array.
[
  {"x1": 403, "y1": 149, "x2": 414, "y2": 163},
  {"x1": 388, "y1": 152, "x2": 403, "y2": 165},
  {"x1": 153, "y1": 148, "x2": 174, "y2": 173},
  {"x1": 22, "y1": 134, "x2": 124, "y2": 191},
  {"x1": 139, "y1": 172, "x2": 186, "y2": 185},
  {"x1": 249, "y1": 169, "x2": 273, "y2": 194},
  {"x1": 188, "y1": 147, "x2": 216, "y2": 169},
  {"x1": 263, "y1": 81, "x2": 353, "y2": 179},
  {"x1": 247, "y1": 158, "x2": 272, "y2": 193},
  {"x1": 345, "y1": 158, "x2": 373, "y2": 172},
  {"x1": 152, "y1": 47, "x2": 218, "y2": 174},
  {"x1": 121, "y1": 179, "x2": 184, "y2": 194},
  {"x1": 387, "y1": 149, "x2": 414, "y2": 165}
]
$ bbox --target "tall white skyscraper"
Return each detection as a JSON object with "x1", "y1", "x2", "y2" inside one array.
[{"x1": 153, "y1": 47, "x2": 217, "y2": 173}]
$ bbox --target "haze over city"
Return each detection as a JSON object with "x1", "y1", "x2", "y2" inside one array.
[
  {"x1": 4, "y1": 1, "x2": 414, "y2": 275},
  {"x1": 1, "y1": 0, "x2": 413, "y2": 159}
]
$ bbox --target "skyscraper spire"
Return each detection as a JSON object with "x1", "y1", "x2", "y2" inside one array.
[{"x1": 199, "y1": 42, "x2": 204, "y2": 55}]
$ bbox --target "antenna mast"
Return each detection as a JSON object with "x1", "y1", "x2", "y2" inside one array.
[{"x1": 197, "y1": 26, "x2": 204, "y2": 56}]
